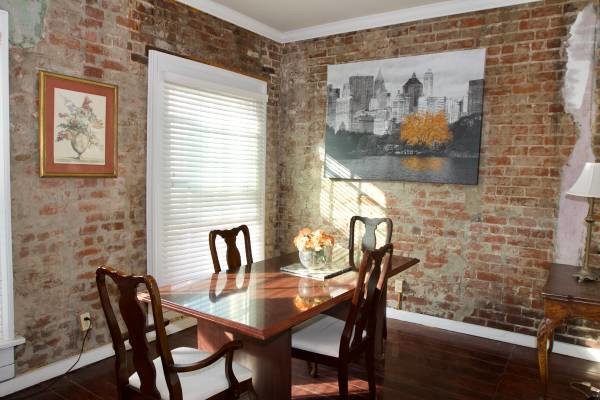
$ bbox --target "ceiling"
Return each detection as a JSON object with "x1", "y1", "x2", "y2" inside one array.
[
  {"x1": 211, "y1": 0, "x2": 443, "y2": 31},
  {"x1": 179, "y1": 0, "x2": 539, "y2": 42}
]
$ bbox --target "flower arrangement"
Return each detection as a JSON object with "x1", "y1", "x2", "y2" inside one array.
[
  {"x1": 293, "y1": 228, "x2": 335, "y2": 269},
  {"x1": 56, "y1": 96, "x2": 104, "y2": 159},
  {"x1": 293, "y1": 228, "x2": 335, "y2": 252}
]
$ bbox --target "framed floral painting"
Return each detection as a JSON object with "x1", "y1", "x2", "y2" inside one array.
[{"x1": 39, "y1": 71, "x2": 118, "y2": 177}]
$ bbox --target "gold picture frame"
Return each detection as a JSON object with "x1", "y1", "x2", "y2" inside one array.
[{"x1": 39, "y1": 71, "x2": 118, "y2": 177}]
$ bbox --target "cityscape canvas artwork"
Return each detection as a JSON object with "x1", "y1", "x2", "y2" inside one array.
[{"x1": 324, "y1": 48, "x2": 486, "y2": 184}]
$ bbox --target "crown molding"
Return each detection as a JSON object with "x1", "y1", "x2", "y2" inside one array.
[
  {"x1": 176, "y1": 0, "x2": 284, "y2": 42},
  {"x1": 281, "y1": 0, "x2": 541, "y2": 42},
  {"x1": 179, "y1": 0, "x2": 540, "y2": 44}
]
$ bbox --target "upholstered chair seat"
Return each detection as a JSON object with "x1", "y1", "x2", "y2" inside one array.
[
  {"x1": 292, "y1": 315, "x2": 365, "y2": 359},
  {"x1": 129, "y1": 347, "x2": 253, "y2": 400}
]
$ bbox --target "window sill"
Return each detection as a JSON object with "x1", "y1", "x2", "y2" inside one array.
[
  {"x1": 0, "y1": 337, "x2": 24, "y2": 382},
  {"x1": 0, "y1": 337, "x2": 24, "y2": 351}
]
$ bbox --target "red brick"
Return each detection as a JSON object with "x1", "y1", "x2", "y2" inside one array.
[
  {"x1": 83, "y1": 65, "x2": 103, "y2": 78},
  {"x1": 39, "y1": 205, "x2": 58, "y2": 216},
  {"x1": 85, "y1": 5, "x2": 104, "y2": 20},
  {"x1": 101, "y1": 59, "x2": 125, "y2": 71}
]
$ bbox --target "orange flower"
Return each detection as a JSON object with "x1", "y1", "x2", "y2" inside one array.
[
  {"x1": 293, "y1": 228, "x2": 335, "y2": 251},
  {"x1": 299, "y1": 227, "x2": 312, "y2": 236}
]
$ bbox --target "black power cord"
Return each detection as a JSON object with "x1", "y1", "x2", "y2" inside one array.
[
  {"x1": 571, "y1": 381, "x2": 600, "y2": 400},
  {"x1": 10, "y1": 316, "x2": 93, "y2": 399}
]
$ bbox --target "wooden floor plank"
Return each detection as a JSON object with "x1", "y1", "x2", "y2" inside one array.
[{"x1": 5, "y1": 319, "x2": 600, "y2": 399}]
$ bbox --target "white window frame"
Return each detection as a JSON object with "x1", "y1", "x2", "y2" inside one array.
[
  {"x1": 0, "y1": 10, "x2": 24, "y2": 383},
  {"x1": 146, "y1": 50, "x2": 267, "y2": 282}
]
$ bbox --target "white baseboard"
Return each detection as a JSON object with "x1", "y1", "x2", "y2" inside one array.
[
  {"x1": 0, "y1": 364, "x2": 14, "y2": 383},
  {"x1": 388, "y1": 308, "x2": 600, "y2": 362},
  {"x1": 0, "y1": 317, "x2": 197, "y2": 397}
]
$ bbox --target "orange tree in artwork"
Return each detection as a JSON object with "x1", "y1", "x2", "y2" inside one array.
[{"x1": 400, "y1": 111, "x2": 453, "y2": 148}]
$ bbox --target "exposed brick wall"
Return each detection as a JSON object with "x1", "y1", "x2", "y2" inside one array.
[
  {"x1": 3, "y1": 0, "x2": 281, "y2": 373},
  {"x1": 278, "y1": 0, "x2": 600, "y2": 346},
  {"x1": 3, "y1": 0, "x2": 600, "y2": 378}
]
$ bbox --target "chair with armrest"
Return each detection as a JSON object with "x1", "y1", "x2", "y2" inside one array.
[
  {"x1": 96, "y1": 266, "x2": 255, "y2": 400},
  {"x1": 291, "y1": 244, "x2": 394, "y2": 399},
  {"x1": 209, "y1": 225, "x2": 253, "y2": 273}
]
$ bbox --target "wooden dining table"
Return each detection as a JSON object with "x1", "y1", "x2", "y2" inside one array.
[{"x1": 140, "y1": 250, "x2": 419, "y2": 400}]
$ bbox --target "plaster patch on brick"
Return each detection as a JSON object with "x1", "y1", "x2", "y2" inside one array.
[
  {"x1": 446, "y1": 253, "x2": 475, "y2": 321},
  {"x1": 555, "y1": 4, "x2": 598, "y2": 265},
  {"x1": 464, "y1": 186, "x2": 483, "y2": 218},
  {"x1": 0, "y1": 0, "x2": 47, "y2": 48}
]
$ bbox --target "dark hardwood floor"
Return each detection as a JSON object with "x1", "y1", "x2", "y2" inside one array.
[{"x1": 5, "y1": 319, "x2": 599, "y2": 399}]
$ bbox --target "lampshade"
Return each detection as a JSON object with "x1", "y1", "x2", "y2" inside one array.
[{"x1": 567, "y1": 162, "x2": 600, "y2": 198}]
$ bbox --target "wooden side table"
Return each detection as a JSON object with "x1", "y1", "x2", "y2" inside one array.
[{"x1": 537, "y1": 263, "x2": 600, "y2": 398}]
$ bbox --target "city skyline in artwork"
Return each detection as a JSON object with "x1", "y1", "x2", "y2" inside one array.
[{"x1": 324, "y1": 48, "x2": 486, "y2": 185}]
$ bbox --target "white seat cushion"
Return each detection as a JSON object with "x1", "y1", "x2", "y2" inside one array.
[
  {"x1": 128, "y1": 347, "x2": 252, "y2": 400},
  {"x1": 292, "y1": 315, "x2": 348, "y2": 358}
]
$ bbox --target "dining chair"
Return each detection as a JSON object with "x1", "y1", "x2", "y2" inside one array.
[
  {"x1": 209, "y1": 225, "x2": 253, "y2": 273},
  {"x1": 349, "y1": 216, "x2": 393, "y2": 345},
  {"x1": 291, "y1": 244, "x2": 394, "y2": 399},
  {"x1": 96, "y1": 266, "x2": 255, "y2": 400}
]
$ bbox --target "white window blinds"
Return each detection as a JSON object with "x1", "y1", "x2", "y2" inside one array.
[
  {"x1": 147, "y1": 51, "x2": 267, "y2": 285},
  {"x1": 0, "y1": 9, "x2": 12, "y2": 343}
]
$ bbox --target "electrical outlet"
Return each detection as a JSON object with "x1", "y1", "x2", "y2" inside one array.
[
  {"x1": 394, "y1": 279, "x2": 404, "y2": 293},
  {"x1": 79, "y1": 312, "x2": 91, "y2": 331}
]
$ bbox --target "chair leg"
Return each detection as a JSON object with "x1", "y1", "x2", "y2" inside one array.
[
  {"x1": 234, "y1": 382, "x2": 257, "y2": 400},
  {"x1": 306, "y1": 361, "x2": 318, "y2": 378},
  {"x1": 246, "y1": 386, "x2": 258, "y2": 400},
  {"x1": 366, "y1": 346, "x2": 377, "y2": 399},
  {"x1": 383, "y1": 318, "x2": 387, "y2": 340},
  {"x1": 338, "y1": 364, "x2": 349, "y2": 399}
]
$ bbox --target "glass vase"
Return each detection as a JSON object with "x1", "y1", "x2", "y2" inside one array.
[{"x1": 298, "y1": 246, "x2": 332, "y2": 271}]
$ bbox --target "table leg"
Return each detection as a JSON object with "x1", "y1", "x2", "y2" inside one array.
[
  {"x1": 537, "y1": 318, "x2": 555, "y2": 399},
  {"x1": 196, "y1": 320, "x2": 292, "y2": 400}
]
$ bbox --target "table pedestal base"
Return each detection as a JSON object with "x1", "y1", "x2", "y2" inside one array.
[{"x1": 196, "y1": 319, "x2": 292, "y2": 400}]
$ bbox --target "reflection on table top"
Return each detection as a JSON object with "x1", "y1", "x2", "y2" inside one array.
[{"x1": 140, "y1": 251, "x2": 419, "y2": 340}]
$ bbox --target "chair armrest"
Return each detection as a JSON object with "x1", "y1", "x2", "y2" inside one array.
[
  {"x1": 122, "y1": 319, "x2": 170, "y2": 342},
  {"x1": 169, "y1": 340, "x2": 243, "y2": 373}
]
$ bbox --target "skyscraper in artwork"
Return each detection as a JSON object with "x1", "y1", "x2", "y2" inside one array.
[
  {"x1": 467, "y1": 79, "x2": 484, "y2": 115},
  {"x1": 349, "y1": 75, "x2": 374, "y2": 116},
  {"x1": 335, "y1": 83, "x2": 352, "y2": 132},
  {"x1": 403, "y1": 73, "x2": 423, "y2": 113},
  {"x1": 326, "y1": 84, "x2": 340, "y2": 129},
  {"x1": 423, "y1": 69, "x2": 434, "y2": 97},
  {"x1": 374, "y1": 69, "x2": 386, "y2": 96}
]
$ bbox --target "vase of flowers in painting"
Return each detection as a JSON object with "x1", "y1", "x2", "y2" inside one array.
[
  {"x1": 293, "y1": 228, "x2": 334, "y2": 271},
  {"x1": 56, "y1": 96, "x2": 103, "y2": 161}
]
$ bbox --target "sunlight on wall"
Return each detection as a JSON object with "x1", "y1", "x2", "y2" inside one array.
[{"x1": 319, "y1": 146, "x2": 389, "y2": 249}]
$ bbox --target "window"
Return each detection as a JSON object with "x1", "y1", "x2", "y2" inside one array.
[
  {"x1": 0, "y1": 10, "x2": 23, "y2": 383},
  {"x1": 147, "y1": 50, "x2": 267, "y2": 285}
]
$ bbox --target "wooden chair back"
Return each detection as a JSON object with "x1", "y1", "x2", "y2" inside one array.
[
  {"x1": 349, "y1": 216, "x2": 392, "y2": 269},
  {"x1": 340, "y1": 244, "x2": 393, "y2": 357},
  {"x1": 209, "y1": 224, "x2": 253, "y2": 272},
  {"x1": 96, "y1": 267, "x2": 181, "y2": 399}
]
